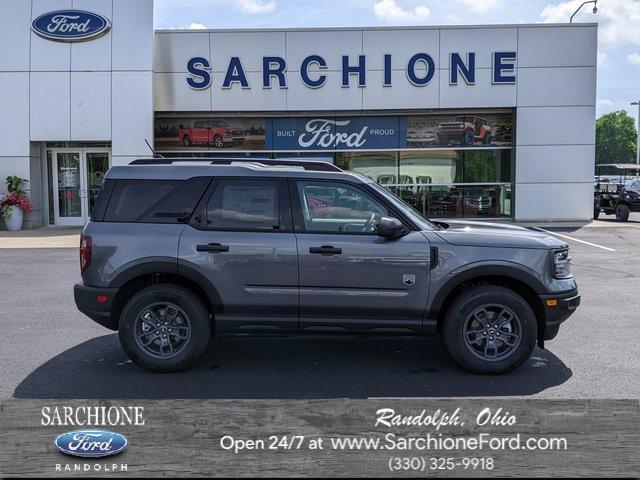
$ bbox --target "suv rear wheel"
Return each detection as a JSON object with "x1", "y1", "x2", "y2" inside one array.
[
  {"x1": 118, "y1": 284, "x2": 210, "y2": 372},
  {"x1": 443, "y1": 285, "x2": 537, "y2": 374}
]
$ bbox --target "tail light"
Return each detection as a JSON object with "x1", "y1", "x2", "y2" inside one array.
[{"x1": 80, "y1": 235, "x2": 92, "y2": 274}]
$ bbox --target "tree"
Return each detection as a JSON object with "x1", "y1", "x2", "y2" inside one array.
[{"x1": 595, "y1": 110, "x2": 637, "y2": 166}]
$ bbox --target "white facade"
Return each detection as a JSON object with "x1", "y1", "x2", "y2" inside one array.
[
  {"x1": 0, "y1": 0, "x2": 153, "y2": 227},
  {"x1": 0, "y1": 0, "x2": 597, "y2": 227}
]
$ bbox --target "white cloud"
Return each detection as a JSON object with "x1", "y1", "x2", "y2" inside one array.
[
  {"x1": 540, "y1": 0, "x2": 640, "y2": 47},
  {"x1": 234, "y1": 0, "x2": 276, "y2": 14},
  {"x1": 628, "y1": 53, "x2": 640, "y2": 65},
  {"x1": 186, "y1": 22, "x2": 207, "y2": 29},
  {"x1": 455, "y1": 0, "x2": 502, "y2": 14},
  {"x1": 373, "y1": 0, "x2": 431, "y2": 23},
  {"x1": 597, "y1": 52, "x2": 609, "y2": 67}
]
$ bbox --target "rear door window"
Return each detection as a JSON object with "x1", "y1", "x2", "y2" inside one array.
[
  {"x1": 204, "y1": 178, "x2": 290, "y2": 231},
  {"x1": 104, "y1": 177, "x2": 211, "y2": 223}
]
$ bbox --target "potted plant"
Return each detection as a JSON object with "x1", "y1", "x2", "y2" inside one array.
[{"x1": 1, "y1": 176, "x2": 33, "y2": 231}]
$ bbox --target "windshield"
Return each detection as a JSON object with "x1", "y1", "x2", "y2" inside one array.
[{"x1": 369, "y1": 182, "x2": 438, "y2": 231}]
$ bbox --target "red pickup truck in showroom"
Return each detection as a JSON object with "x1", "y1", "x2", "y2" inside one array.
[{"x1": 178, "y1": 119, "x2": 246, "y2": 148}]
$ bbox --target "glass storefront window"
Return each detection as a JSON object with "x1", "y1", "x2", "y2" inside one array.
[
  {"x1": 399, "y1": 150, "x2": 463, "y2": 185},
  {"x1": 335, "y1": 152, "x2": 397, "y2": 182},
  {"x1": 388, "y1": 184, "x2": 511, "y2": 219},
  {"x1": 463, "y1": 150, "x2": 512, "y2": 183},
  {"x1": 153, "y1": 111, "x2": 515, "y2": 219}
]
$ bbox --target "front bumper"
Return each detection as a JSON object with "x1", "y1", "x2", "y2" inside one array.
[
  {"x1": 74, "y1": 283, "x2": 119, "y2": 330},
  {"x1": 539, "y1": 288, "x2": 581, "y2": 340}
]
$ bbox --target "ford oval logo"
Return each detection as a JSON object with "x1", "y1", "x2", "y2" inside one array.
[
  {"x1": 32, "y1": 10, "x2": 111, "y2": 43},
  {"x1": 54, "y1": 430, "x2": 128, "y2": 458}
]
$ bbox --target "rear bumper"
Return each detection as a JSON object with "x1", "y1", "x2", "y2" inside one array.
[
  {"x1": 74, "y1": 283, "x2": 119, "y2": 331},
  {"x1": 539, "y1": 288, "x2": 581, "y2": 340}
]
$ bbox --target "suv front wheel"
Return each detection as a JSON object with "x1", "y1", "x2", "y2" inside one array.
[
  {"x1": 443, "y1": 285, "x2": 537, "y2": 374},
  {"x1": 118, "y1": 284, "x2": 210, "y2": 372}
]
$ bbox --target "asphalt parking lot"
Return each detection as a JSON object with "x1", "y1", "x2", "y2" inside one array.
[{"x1": 1, "y1": 214, "x2": 639, "y2": 400}]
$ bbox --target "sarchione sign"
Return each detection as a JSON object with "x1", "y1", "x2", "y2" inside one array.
[
  {"x1": 186, "y1": 51, "x2": 517, "y2": 90},
  {"x1": 32, "y1": 10, "x2": 111, "y2": 42}
]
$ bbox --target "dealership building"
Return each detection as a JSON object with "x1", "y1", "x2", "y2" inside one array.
[{"x1": 0, "y1": 1, "x2": 597, "y2": 228}]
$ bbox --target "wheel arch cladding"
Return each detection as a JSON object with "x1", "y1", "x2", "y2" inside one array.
[
  {"x1": 109, "y1": 261, "x2": 223, "y2": 328},
  {"x1": 431, "y1": 266, "x2": 547, "y2": 342}
]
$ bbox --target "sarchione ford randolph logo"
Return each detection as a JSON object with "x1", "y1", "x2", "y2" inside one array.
[
  {"x1": 54, "y1": 430, "x2": 127, "y2": 458},
  {"x1": 32, "y1": 10, "x2": 111, "y2": 43}
]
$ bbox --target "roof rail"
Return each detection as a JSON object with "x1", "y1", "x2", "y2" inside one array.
[{"x1": 128, "y1": 157, "x2": 342, "y2": 172}]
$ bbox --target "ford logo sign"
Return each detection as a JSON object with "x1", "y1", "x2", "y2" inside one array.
[
  {"x1": 54, "y1": 430, "x2": 128, "y2": 458},
  {"x1": 32, "y1": 10, "x2": 111, "y2": 43}
]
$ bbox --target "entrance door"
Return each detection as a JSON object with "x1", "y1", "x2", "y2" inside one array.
[{"x1": 51, "y1": 149, "x2": 110, "y2": 225}]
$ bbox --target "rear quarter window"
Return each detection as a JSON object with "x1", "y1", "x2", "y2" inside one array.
[{"x1": 104, "y1": 177, "x2": 211, "y2": 223}]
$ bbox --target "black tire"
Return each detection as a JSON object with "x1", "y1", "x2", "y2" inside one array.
[
  {"x1": 118, "y1": 284, "x2": 210, "y2": 372},
  {"x1": 443, "y1": 285, "x2": 537, "y2": 374},
  {"x1": 593, "y1": 206, "x2": 600, "y2": 220},
  {"x1": 615, "y1": 203, "x2": 630, "y2": 222},
  {"x1": 213, "y1": 135, "x2": 224, "y2": 148},
  {"x1": 182, "y1": 136, "x2": 191, "y2": 147}
]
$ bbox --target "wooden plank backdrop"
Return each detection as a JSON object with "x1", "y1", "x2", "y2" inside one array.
[{"x1": 0, "y1": 399, "x2": 638, "y2": 477}]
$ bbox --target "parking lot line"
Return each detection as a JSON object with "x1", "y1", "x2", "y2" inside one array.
[{"x1": 531, "y1": 227, "x2": 616, "y2": 252}]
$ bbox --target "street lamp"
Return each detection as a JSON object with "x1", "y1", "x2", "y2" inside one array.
[
  {"x1": 570, "y1": 0, "x2": 598, "y2": 23},
  {"x1": 632, "y1": 101, "x2": 640, "y2": 165}
]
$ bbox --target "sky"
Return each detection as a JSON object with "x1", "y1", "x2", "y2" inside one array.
[{"x1": 154, "y1": 0, "x2": 640, "y2": 120}]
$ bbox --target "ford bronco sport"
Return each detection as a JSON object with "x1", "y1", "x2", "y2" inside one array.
[{"x1": 74, "y1": 158, "x2": 580, "y2": 374}]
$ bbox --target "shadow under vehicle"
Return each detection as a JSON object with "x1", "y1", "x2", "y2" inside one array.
[{"x1": 594, "y1": 163, "x2": 640, "y2": 222}]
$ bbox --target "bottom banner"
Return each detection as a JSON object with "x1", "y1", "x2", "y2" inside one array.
[{"x1": 0, "y1": 399, "x2": 637, "y2": 477}]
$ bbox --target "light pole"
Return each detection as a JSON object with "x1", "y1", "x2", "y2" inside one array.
[
  {"x1": 632, "y1": 101, "x2": 640, "y2": 165},
  {"x1": 570, "y1": 0, "x2": 598, "y2": 23}
]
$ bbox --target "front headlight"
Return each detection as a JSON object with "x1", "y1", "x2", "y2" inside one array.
[{"x1": 553, "y1": 249, "x2": 572, "y2": 279}]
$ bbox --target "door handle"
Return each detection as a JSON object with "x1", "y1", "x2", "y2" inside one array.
[
  {"x1": 309, "y1": 245, "x2": 342, "y2": 255},
  {"x1": 197, "y1": 243, "x2": 229, "y2": 253}
]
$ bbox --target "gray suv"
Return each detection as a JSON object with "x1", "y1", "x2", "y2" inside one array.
[{"x1": 74, "y1": 158, "x2": 580, "y2": 374}]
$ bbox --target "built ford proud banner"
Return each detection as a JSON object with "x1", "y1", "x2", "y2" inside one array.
[
  {"x1": 153, "y1": 113, "x2": 512, "y2": 151},
  {"x1": 0, "y1": 400, "x2": 637, "y2": 477}
]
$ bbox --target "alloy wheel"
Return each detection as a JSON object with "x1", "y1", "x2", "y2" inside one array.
[
  {"x1": 462, "y1": 304, "x2": 522, "y2": 361},
  {"x1": 133, "y1": 302, "x2": 192, "y2": 359}
]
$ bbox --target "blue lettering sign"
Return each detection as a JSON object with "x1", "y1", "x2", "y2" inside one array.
[
  {"x1": 493, "y1": 51, "x2": 517, "y2": 84},
  {"x1": 407, "y1": 53, "x2": 436, "y2": 86},
  {"x1": 300, "y1": 55, "x2": 327, "y2": 88},
  {"x1": 223, "y1": 57, "x2": 249, "y2": 89},
  {"x1": 263, "y1": 56, "x2": 287, "y2": 88},
  {"x1": 383, "y1": 54, "x2": 392, "y2": 87},
  {"x1": 342, "y1": 55, "x2": 366, "y2": 87},
  {"x1": 450, "y1": 52, "x2": 476, "y2": 85},
  {"x1": 187, "y1": 57, "x2": 212, "y2": 90}
]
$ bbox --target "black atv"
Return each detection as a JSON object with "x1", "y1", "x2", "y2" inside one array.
[{"x1": 594, "y1": 163, "x2": 640, "y2": 222}]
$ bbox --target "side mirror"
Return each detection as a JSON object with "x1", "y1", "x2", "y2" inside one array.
[{"x1": 377, "y1": 217, "x2": 407, "y2": 239}]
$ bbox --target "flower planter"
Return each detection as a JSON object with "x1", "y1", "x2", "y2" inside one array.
[{"x1": 4, "y1": 205, "x2": 24, "y2": 231}]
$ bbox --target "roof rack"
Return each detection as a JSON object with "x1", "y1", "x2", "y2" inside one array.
[{"x1": 129, "y1": 157, "x2": 342, "y2": 172}]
